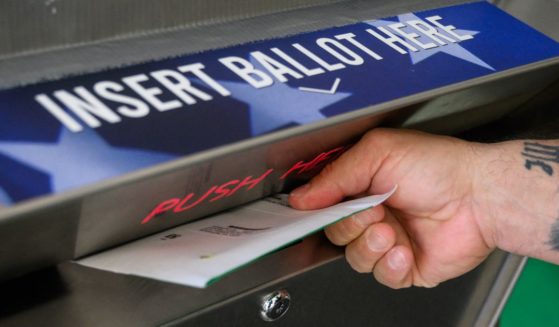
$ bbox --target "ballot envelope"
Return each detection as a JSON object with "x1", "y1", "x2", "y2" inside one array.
[{"x1": 1, "y1": 0, "x2": 559, "y2": 325}]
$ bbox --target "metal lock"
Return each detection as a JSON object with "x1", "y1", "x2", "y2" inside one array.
[{"x1": 259, "y1": 289, "x2": 291, "y2": 322}]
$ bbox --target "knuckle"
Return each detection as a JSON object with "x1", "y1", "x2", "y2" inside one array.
[
  {"x1": 343, "y1": 215, "x2": 363, "y2": 234},
  {"x1": 352, "y1": 210, "x2": 372, "y2": 227},
  {"x1": 339, "y1": 215, "x2": 356, "y2": 231},
  {"x1": 318, "y1": 161, "x2": 337, "y2": 178},
  {"x1": 324, "y1": 226, "x2": 347, "y2": 246},
  {"x1": 314, "y1": 162, "x2": 345, "y2": 193},
  {"x1": 326, "y1": 216, "x2": 362, "y2": 246},
  {"x1": 362, "y1": 128, "x2": 390, "y2": 144},
  {"x1": 358, "y1": 210, "x2": 376, "y2": 228}
]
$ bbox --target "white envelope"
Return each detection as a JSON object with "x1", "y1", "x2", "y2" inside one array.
[{"x1": 78, "y1": 188, "x2": 395, "y2": 288}]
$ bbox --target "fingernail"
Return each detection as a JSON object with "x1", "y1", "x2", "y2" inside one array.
[
  {"x1": 290, "y1": 183, "x2": 311, "y2": 198},
  {"x1": 388, "y1": 249, "x2": 407, "y2": 270},
  {"x1": 367, "y1": 231, "x2": 388, "y2": 252}
]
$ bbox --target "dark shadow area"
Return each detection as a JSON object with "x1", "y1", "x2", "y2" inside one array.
[
  {"x1": 0, "y1": 266, "x2": 68, "y2": 318},
  {"x1": 460, "y1": 89, "x2": 559, "y2": 141}
]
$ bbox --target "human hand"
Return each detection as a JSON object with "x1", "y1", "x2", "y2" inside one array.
[{"x1": 289, "y1": 128, "x2": 495, "y2": 288}]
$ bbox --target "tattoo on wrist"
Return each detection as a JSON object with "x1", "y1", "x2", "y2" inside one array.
[
  {"x1": 522, "y1": 142, "x2": 559, "y2": 176},
  {"x1": 548, "y1": 218, "x2": 559, "y2": 251}
]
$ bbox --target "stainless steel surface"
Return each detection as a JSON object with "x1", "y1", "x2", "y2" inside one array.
[
  {"x1": 0, "y1": 0, "x2": 470, "y2": 89},
  {"x1": 0, "y1": 0, "x2": 346, "y2": 59},
  {"x1": 0, "y1": 0, "x2": 558, "y2": 325},
  {"x1": 493, "y1": 0, "x2": 559, "y2": 41},
  {"x1": 3, "y1": 0, "x2": 559, "y2": 89},
  {"x1": 166, "y1": 249, "x2": 516, "y2": 327},
  {"x1": 0, "y1": 234, "x2": 517, "y2": 327},
  {"x1": 0, "y1": 234, "x2": 342, "y2": 326},
  {"x1": 259, "y1": 289, "x2": 291, "y2": 322}
]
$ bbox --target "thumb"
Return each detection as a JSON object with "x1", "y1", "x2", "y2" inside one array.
[{"x1": 289, "y1": 130, "x2": 391, "y2": 210}]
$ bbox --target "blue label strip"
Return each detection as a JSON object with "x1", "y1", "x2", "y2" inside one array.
[{"x1": 1, "y1": 1, "x2": 559, "y2": 205}]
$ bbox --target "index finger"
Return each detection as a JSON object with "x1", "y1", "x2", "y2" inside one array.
[{"x1": 289, "y1": 129, "x2": 392, "y2": 210}]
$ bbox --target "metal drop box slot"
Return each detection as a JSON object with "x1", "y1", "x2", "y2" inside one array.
[{"x1": 1, "y1": 0, "x2": 559, "y2": 325}]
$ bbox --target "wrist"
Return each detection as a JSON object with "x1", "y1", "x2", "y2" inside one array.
[
  {"x1": 468, "y1": 141, "x2": 502, "y2": 250},
  {"x1": 471, "y1": 140, "x2": 559, "y2": 259}
]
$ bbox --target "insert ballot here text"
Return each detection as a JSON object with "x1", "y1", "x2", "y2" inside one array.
[{"x1": 35, "y1": 15, "x2": 474, "y2": 133}]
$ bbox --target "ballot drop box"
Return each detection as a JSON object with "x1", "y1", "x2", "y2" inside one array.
[{"x1": 1, "y1": 0, "x2": 559, "y2": 325}]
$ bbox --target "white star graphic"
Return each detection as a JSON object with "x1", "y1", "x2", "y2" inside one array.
[
  {"x1": 367, "y1": 14, "x2": 494, "y2": 70},
  {"x1": 0, "y1": 129, "x2": 177, "y2": 193},
  {"x1": 0, "y1": 186, "x2": 11, "y2": 206},
  {"x1": 215, "y1": 58, "x2": 352, "y2": 136}
]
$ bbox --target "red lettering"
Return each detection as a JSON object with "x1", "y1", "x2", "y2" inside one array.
[
  {"x1": 314, "y1": 146, "x2": 345, "y2": 166},
  {"x1": 141, "y1": 147, "x2": 351, "y2": 224},
  {"x1": 227, "y1": 169, "x2": 273, "y2": 197},
  {"x1": 280, "y1": 160, "x2": 309, "y2": 180},
  {"x1": 142, "y1": 198, "x2": 181, "y2": 224},
  {"x1": 210, "y1": 179, "x2": 240, "y2": 202},
  {"x1": 280, "y1": 147, "x2": 345, "y2": 179},
  {"x1": 174, "y1": 186, "x2": 217, "y2": 213}
]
